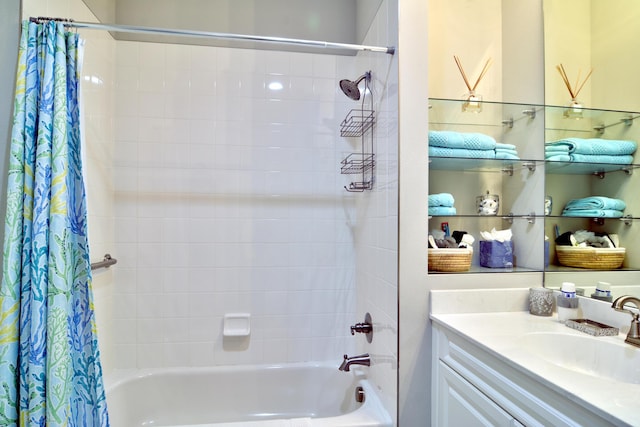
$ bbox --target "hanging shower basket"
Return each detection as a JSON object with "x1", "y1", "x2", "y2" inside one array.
[
  {"x1": 340, "y1": 109, "x2": 375, "y2": 137},
  {"x1": 341, "y1": 153, "x2": 375, "y2": 174},
  {"x1": 338, "y1": 70, "x2": 375, "y2": 192}
]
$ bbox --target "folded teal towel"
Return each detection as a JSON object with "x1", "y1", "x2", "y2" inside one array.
[
  {"x1": 429, "y1": 146, "x2": 496, "y2": 159},
  {"x1": 429, "y1": 130, "x2": 497, "y2": 150},
  {"x1": 495, "y1": 152, "x2": 520, "y2": 160},
  {"x1": 495, "y1": 148, "x2": 518, "y2": 155},
  {"x1": 545, "y1": 153, "x2": 633, "y2": 164},
  {"x1": 495, "y1": 143, "x2": 516, "y2": 150},
  {"x1": 561, "y1": 209, "x2": 624, "y2": 218},
  {"x1": 545, "y1": 154, "x2": 572, "y2": 162},
  {"x1": 569, "y1": 153, "x2": 634, "y2": 164},
  {"x1": 429, "y1": 206, "x2": 457, "y2": 216},
  {"x1": 564, "y1": 196, "x2": 626, "y2": 211},
  {"x1": 429, "y1": 193, "x2": 455, "y2": 207},
  {"x1": 545, "y1": 145, "x2": 570, "y2": 153},
  {"x1": 546, "y1": 138, "x2": 637, "y2": 156}
]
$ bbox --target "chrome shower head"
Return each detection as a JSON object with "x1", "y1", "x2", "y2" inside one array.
[{"x1": 339, "y1": 71, "x2": 371, "y2": 100}]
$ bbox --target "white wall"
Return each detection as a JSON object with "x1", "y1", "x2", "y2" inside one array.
[
  {"x1": 543, "y1": 0, "x2": 592, "y2": 108},
  {"x1": 349, "y1": 0, "x2": 399, "y2": 417},
  {"x1": 545, "y1": 0, "x2": 640, "y2": 112},
  {"x1": 398, "y1": 0, "x2": 430, "y2": 424},
  {"x1": 110, "y1": 41, "x2": 359, "y2": 368},
  {"x1": 427, "y1": 0, "x2": 503, "y2": 102},
  {"x1": 591, "y1": 0, "x2": 640, "y2": 112}
]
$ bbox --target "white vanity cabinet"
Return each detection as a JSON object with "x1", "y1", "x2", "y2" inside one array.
[
  {"x1": 436, "y1": 361, "x2": 523, "y2": 427},
  {"x1": 432, "y1": 321, "x2": 621, "y2": 427}
]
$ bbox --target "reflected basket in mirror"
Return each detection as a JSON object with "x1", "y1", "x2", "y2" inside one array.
[{"x1": 555, "y1": 246, "x2": 625, "y2": 269}]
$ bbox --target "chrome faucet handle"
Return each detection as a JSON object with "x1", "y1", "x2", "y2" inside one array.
[
  {"x1": 349, "y1": 312, "x2": 373, "y2": 343},
  {"x1": 350, "y1": 322, "x2": 372, "y2": 335},
  {"x1": 611, "y1": 295, "x2": 640, "y2": 346}
]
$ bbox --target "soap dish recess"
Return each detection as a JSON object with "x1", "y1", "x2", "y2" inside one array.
[
  {"x1": 223, "y1": 313, "x2": 250, "y2": 337},
  {"x1": 565, "y1": 318, "x2": 619, "y2": 337}
]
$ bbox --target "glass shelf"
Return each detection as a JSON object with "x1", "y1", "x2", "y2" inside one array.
[
  {"x1": 429, "y1": 98, "x2": 543, "y2": 131},
  {"x1": 429, "y1": 214, "x2": 542, "y2": 219},
  {"x1": 545, "y1": 265, "x2": 635, "y2": 273},
  {"x1": 429, "y1": 265, "x2": 542, "y2": 275},
  {"x1": 430, "y1": 97, "x2": 545, "y2": 109},
  {"x1": 429, "y1": 157, "x2": 539, "y2": 173},
  {"x1": 545, "y1": 104, "x2": 640, "y2": 133},
  {"x1": 545, "y1": 160, "x2": 638, "y2": 175},
  {"x1": 430, "y1": 98, "x2": 640, "y2": 120},
  {"x1": 547, "y1": 214, "x2": 635, "y2": 219}
]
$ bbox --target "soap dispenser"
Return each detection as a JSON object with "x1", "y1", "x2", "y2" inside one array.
[{"x1": 557, "y1": 282, "x2": 579, "y2": 323}]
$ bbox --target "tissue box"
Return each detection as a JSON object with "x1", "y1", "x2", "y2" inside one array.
[{"x1": 480, "y1": 240, "x2": 514, "y2": 268}]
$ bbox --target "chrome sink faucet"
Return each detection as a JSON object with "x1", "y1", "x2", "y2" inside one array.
[
  {"x1": 338, "y1": 353, "x2": 370, "y2": 371},
  {"x1": 612, "y1": 295, "x2": 640, "y2": 347}
]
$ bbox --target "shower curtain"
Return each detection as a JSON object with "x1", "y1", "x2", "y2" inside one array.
[{"x1": 0, "y1": 20, "x2": 109, "y2": 426}]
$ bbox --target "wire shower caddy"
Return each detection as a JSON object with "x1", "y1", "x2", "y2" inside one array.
[{"x1": 340, "y1": 73, "x2": 375, "y2": 192}]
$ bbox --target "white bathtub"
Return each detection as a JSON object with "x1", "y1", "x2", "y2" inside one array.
[{"x1": 105, "y1": 362, "x2": 393, "y2": 427}]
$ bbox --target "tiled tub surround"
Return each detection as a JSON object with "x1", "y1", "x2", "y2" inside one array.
[
  {"x1": 112, "y1": 42, "x2": 361, "y2": 369},
  {"x1": 430, "y1": 288, "x2": 640, "y2": 426}
]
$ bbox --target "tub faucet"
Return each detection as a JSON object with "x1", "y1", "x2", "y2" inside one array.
[
  {"x1": 612, "y1": 295, "x2": 640, "y2": 347},
  {"x1": 338, "y1": 353, "x2": 370, "y2": 372}
]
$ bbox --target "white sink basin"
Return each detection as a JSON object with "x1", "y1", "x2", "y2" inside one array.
[{"x1": 520, "y1": 332, "x2": 640, "y2": 384}]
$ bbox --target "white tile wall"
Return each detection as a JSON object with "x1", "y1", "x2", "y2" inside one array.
[
  {"x1": 347, "y1": 1, "x2": 399, "y2": 420},
  {"x1": 111, "y1": 40, "x2": 367, "y2": 369}
]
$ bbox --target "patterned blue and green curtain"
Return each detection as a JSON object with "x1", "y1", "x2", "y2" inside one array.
[{"x1": 0, "y1": 20, "x2": 109, "y2": 426}]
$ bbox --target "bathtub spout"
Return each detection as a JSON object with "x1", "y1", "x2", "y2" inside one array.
[{"x1": 338, "y1": 353, "x2": 370, "y2": 372}]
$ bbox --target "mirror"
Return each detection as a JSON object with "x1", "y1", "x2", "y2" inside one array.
[
  {"x1": 544, "y1": 0, "x2": 640, "y2": 298},
  {"x1": 544, "y1": 0, "x2": 640, "y2": 111}
]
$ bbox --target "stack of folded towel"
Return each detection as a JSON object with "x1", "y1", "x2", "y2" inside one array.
[
  {"x1": 429, "y1": 131, "x2": 520, "y2": 159},
  {"x1": 545, "y1": 138, "x2": 637, "y2": 164},
  {"x1": 562, "y1": 196, "x2": 626, "y2": 218},
  {"x1": 495, "y1": 143, "x2": 520, "y2": 160},
  {"x1": 429, "y1": 192, "x2": 456, "y2": 215},
  {"x1": 429, "y1": 130, "x2": 496, "y2": 159}
]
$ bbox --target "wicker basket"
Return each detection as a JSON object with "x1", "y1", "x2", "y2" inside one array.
[
  {"x1": 555, "y1": 246, "x2": 625, "y2": 269},
  {"x1": 428, "y1": 248, "x2": 473, "y2": 272}
]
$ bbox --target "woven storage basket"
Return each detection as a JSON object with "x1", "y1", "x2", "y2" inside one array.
[
  {"x1": 555, "y1": 246, "x2": 625, "y2": 269},
  {"x1": 428, "y1": 248, "x2": 473, "y2": 272}
]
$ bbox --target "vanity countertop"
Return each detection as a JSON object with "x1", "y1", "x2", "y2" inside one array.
[{"x1": 431, "y1": 289, "x2": 640, "y2": 427}]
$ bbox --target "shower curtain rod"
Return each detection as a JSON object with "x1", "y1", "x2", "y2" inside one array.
[{"x1": 30, "y1": 17, "x2": 395, "y2": 55}]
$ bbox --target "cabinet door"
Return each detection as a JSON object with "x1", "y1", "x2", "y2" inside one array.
[{"x1": 436, "y1": 361, "x2": 523, "y2": 427}]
